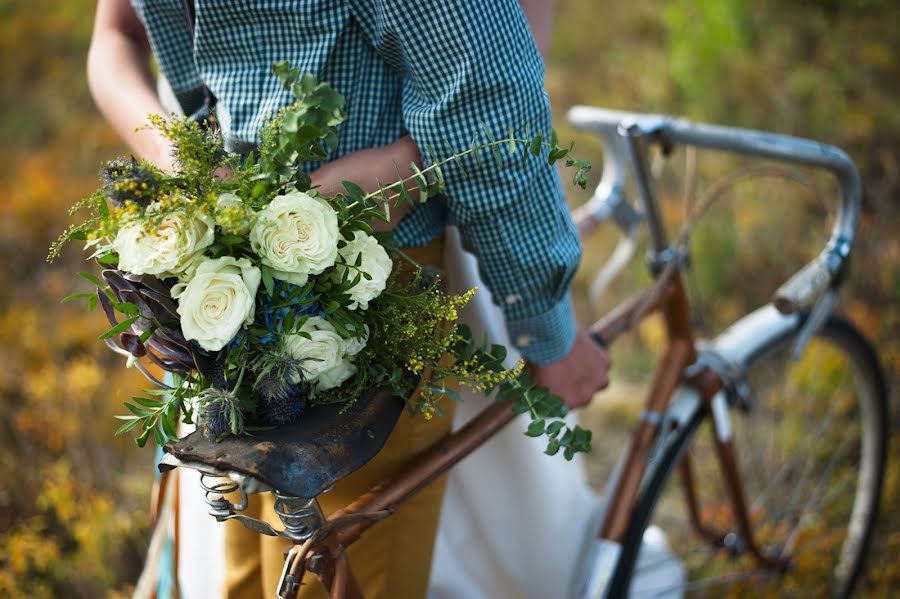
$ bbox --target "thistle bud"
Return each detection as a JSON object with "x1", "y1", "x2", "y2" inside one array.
[{"x1": 197, "y1": 387, "x2": 243, "y2": 439}]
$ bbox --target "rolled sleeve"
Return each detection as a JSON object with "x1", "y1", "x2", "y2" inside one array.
[
  {"x1": 349, "y1": 0, "x2": 582, "y2": 364},
  {"x1": 507, "y1": 291, "x2": 578, "y2": 365}
]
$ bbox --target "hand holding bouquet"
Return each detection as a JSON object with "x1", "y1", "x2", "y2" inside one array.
[{"x1": 50, "y1": 63, "x2": 593, "y2": 459}]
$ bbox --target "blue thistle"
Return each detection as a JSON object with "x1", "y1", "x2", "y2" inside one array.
[
  {"x1": 253, "y1": 353, "x2": 309, "y2": 426},
  {"x1": 256, "y1": 387, "x2": 307, "y2": 426},
  {"x1": 197, "y1": 388, "x2": 243, "y2": 439}
]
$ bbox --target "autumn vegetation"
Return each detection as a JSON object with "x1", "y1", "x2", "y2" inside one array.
[{"x1": 0, "y1": 0, "x2": 896, "y2": 595}]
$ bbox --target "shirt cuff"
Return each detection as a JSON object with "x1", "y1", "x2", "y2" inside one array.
[{"x1": 506, "y1": 291, "x2": 577, "y2": 366}]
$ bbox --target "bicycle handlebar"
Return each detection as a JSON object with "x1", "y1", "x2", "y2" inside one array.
[{"x1": 567, "y1": 106, "x2": 861, "y2": 313}]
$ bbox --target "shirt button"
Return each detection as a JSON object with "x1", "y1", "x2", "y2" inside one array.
[
  {"x1": 515, "y1": 335, "x2": 532, "y2": 348},
  {"x1": 504, "y1": 294, "x2": 520, "y2": 305}
]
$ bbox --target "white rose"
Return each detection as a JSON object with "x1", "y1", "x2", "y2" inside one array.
[
  {"x1": 171, "y1": 256, "x2": 261, "y2": 352},
  {"x1": 249, "y1": 191, "x2": 339, "y2": 286},
  {"x1": 344, "y1": 325, "x2": 369, "y2": 356},
  {"x1": 333, "y1": 232, "x2": 393, "y2": 310},
  {"x1": 316, "y1": 358, "x2": 358, "y2": 391},
  {"x1": 215, "y1": 192, "x2": 254, "y2": 235},
  {"x1": 113, "y1": 202, "x2": 215, "y2": 278},
  {"x1": 284, "y1": 316, "x2": 356, "y2": 390}
]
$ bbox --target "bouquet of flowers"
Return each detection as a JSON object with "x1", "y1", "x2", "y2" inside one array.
[{"x1": 49, "y1": 63, "x2": 593, "y2": 459}]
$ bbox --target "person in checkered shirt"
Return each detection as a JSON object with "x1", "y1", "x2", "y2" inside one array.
[{"x1": 88, "y1": 0, "x2": 610, "y2": 596}]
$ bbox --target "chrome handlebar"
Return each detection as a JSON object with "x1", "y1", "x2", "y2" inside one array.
[{"x1": 566, "y1": 105, "x2": 861, "y2": 313}]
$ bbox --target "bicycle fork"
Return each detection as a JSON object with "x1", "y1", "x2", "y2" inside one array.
[{"x1": 679, "y1": 372, "x2": 791, "y2": 572}]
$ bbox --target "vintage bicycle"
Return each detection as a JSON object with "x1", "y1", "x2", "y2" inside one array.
[{"x1": 157, "y1": 107, "x2": 888, "y2": 598}]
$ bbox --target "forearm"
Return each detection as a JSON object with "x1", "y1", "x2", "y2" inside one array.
[
  {"x1": 311, "y1": 135, "x2": 421, "y2": 196},
  {"x1": 88, "y1": 0, "x2": 172, "y2": 169},
  {"x1": 310, "y1": 135, "x2": 422, "y2": 230}
]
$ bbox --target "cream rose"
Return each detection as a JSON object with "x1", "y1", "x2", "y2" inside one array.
[
  {"x1": 171, "y1": 256, "x2": 261, "y2": 352},
  {"x1": 284, "y1": 316, "x2": 357, "y2": 390},
  {"x1": 315, "y1": 358, "x2": 358, "y2": 391},
  {"x1": 344, "y1": 325, "x2": 369, "y2": 356},
  {"x1": 113, "y1": 202, "x2": 215, "y2": 278},
  {"x1": 333, "y1": 232, "x2": 393, "y2": 310},
  {"x1": 249, "y1": 191, "x2": 339, "y2": 286}
]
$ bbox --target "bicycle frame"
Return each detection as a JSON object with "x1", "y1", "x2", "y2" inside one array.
[{"x1": 165, "y1": 109, "x2": 863, "y2": 599}]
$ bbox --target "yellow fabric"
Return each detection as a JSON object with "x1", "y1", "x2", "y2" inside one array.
[{"x1": 223, "y1": 236, "x2": 456, "y2": 599}]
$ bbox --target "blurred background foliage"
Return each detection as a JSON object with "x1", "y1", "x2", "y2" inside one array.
[{"x1": 0, "y1": 0, "x2": 896, "y2": 596}]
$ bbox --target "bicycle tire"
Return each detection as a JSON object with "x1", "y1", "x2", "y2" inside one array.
[{"x1": 609, "y1": 314, "x2": 888, "y2": 598}]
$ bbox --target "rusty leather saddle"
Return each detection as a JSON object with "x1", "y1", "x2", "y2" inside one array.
[{"x1": 162, "y1": 388, "x2": 404, "y2": 498}]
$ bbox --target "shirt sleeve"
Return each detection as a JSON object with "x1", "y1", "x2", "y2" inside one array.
[{"x1": 347, "y1": 0, "x2": 582, "y2": 365}]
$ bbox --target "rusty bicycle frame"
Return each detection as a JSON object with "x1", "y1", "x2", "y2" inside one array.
[{"x1": 162, "y1": 108, "x2": 862, "y2": 599}]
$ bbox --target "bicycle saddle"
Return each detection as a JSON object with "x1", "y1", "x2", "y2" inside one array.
[{"x1": 162, "y1": 387, "x2": 404, "y2": 498}]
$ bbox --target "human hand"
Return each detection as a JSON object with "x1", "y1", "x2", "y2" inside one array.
[
  {"x1": 528, "y1": 330, "x2": 610, "y2": 410},
  {"x1": 310, "y1": 135, "x2": 420, "y2": 231}
]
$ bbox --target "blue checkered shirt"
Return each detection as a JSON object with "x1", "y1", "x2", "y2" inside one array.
[{"x1": 130, "y1": 0, "x2": 581, "y2": 364}]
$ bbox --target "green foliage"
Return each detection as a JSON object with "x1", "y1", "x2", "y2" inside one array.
[
  {"x1": 662, "y1": 0, "x2": 751, "y2": 115},
  {"x1": 144, "y1": 115, "x2": 226, "y2": 191},
  {"x1": 453, "y1": 325, "x2": 593, "y2": 458},
  {"x1": 249, "y1": 66, "x2": 346, "y2": 201},
  {"x1": 119, "y1": 381, "x2": 194, "y2": 448}
]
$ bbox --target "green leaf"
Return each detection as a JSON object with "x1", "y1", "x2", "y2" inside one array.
[
  {"x1": 342, "y1": 181, "x2": 366, "y2": 201},
  {"x1": 131, "y1": 395, "x2": 164, "y2": 408},
  {"x1": 261, "y1": 266, "x2": 275, "y2": 297},
  {"x1": 489, "y1": 344, "x2": 507, "y2": 363},
  {"x1": 330, "y1": 317, "x2": 350, "y2": 337},
  {"x1": 300, "y1": 73, "x2": 317, "y2": 93},
  {"x1": 97, "y1": 253, "x2": 119, "y2": 265},
  {"x1": 544, "y1": 438, "x2": 561, "y2": 456},
  {"x1": 325, "y1": 131, "x2": 339, "y2": 151},
  {"x1": 99, "y1": 316, "x2": 140, "y2": 340},
  {"x1": 529, "y1": 133, "x2": 544, "y2": 156},
  {"x1": 546, "y1": 420, "x2": 565, "y2": 438},
  {"x1": 507, "y1": 126, "x2": 517, "y2": 155},
  {"x1": 77, "y1": 271, "x2": 105, "y2": 287},
  {"x1": 511, "y1": 398, "x2": 531, "y2": 414},
  {"x1": 489, "y1": 143, "x2": 503, "y2": 168},
  {"x1": 135, "y1": 427, "x2": 151, "y2": 448},
  {"x1": 61, "y1": 292, "x2": 95, "y2": 304},
  {"x1": 115, "y1": 418, "x2": 142, "y2": 436},
  {"x1": 113, "y1": 301, "x2": 140, "y2": 316},
  {"x1": 525, "y1": 419, "x2": 546, "y2": 437},
  {"x1": 139, "y1": 325, "x2": 157, "y2": 343},
  {"x1": 152, "y1": 424, "x2": 166, "y2": 446},
  {"x1": 409, "y1": 163, "x2": 429, "y2": 204},
  {"x1": 161, "y1": 411, "x2": 177, "y2": 439},
  {"x1": 124, "y1": 402, "x2": 152, "y2": 417}
]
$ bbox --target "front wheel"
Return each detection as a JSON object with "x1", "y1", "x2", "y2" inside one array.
[{"x1": 612, "y1": 315, "x2": 888, "y2": 598}]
